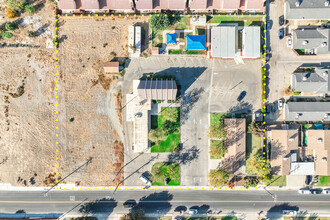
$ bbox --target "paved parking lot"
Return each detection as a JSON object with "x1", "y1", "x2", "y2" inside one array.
[{"x1": 121, "y1": 56, "x2": 262, "y2": 186}]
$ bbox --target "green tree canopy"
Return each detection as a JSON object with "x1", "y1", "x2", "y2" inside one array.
[
  {"x1": 24, "y1": 5, "x2": 35, "y2": 15},
  {"x1": 148, "y1": 128, "x2": 166, "y2": 145},
  {"x1": 5, "y1": 22, "x2": 16, "y2": 31},
  {"x1": 208, "y1": 169, "x2": 229, "y2": 187},
  {"x1": 149, "y1": 14, "x2": 170, "y2": 31},
  {"x1": 247, "y1": 150, "x2": 272, "y2": 177},
  {"x1": 2, "y1": 32, "x2": 13, "y2": 39},
  {"x1": 210, "y1": 141, "x2": 227, "y2": 159},
  {"x1": 161, "y1": 107, "x2": 179, "y2": 123},
  {"x1": 209, "y1": 120, "x2": 226, "y2": 139}
]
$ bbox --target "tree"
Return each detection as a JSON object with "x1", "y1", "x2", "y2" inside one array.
[
  {"x1": 6, "y1": 8, "x2": 16, "y2": 18},
  {"x1": 149, "y1": 14, "x2": 170, "y2": 31},
  {"x1": 210, "y1": 141, "x2": 227, "y2": 159},
  {"x1": 24, "y1": 5, "x2": 35, "y2": 15},
  {"x1": 148, "y1": 128, "x2": 166, "y2": 145},
  {"x1": 208, "y1": 169, "x2": 229, "y2": 187},
  {"x1": 18, "y1": 1, "x2": 27, "y2": 9},
  {"x1": 28, "y1": 30, "x2": 36, "y2": 37},
  {"x1": 120, "y1": 210, "x2": 145, "y2": 220},
  {"x1": 248, "y1": 121, "x2": 264, "y2": 137},
  {"x1": 246, "y1": 150, "x2": 272, "y2": 177},
  {"x1": 209, "y1": 121, "x2": 226, "y2": 139},
  {"x1": 2, "y1": 32, "x2": 13, "y2": 39},
  {"x1": 161, "y1": 107, "x2": 179, "y2": 123},
  {"x1": 7, "y1": 0, "x2": 21, "y2": 10},
  {"x1": 162, "y1": 120, "x2": 177, "y2": 135},
  {"x1": 5, "y1": 22, "x2": 16, "y2": 31}
]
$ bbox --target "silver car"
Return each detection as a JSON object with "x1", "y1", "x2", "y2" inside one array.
[
  {"x1": 323, "y1": 189, "x2": 330, "y2": 194},
  {"x1": 298, "y1": 189, "x2": 311, "y2": 194}
]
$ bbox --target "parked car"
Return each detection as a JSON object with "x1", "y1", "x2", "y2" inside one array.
[
  {"x1": 279, "y1": 29, "x2": 284, "y2": 40},
  {"x1": 266, "y1": 21, "x2": 271, "y2": 31},
  {"x1": 298, "y1": 188, "x2": 311, "y2": 194},
  {"x1": 237, "y1": 91, "x2": 247, "y2": 102},
  {"x1": 278, "y1": 100, "x2": 283, "y2": 110},
  {"x1": 279, "y1": 15, "x2": 284, "y2": 26},
  {"x1": 123, "y1": 200, "x2": 137, "y2": 208},
  {"x1": 282, "y1": 210, "x2": 297, "y2": 216},
  {"x1": 322, "y1": 189, "x2": 330, "y2": 194},
  {"x1": 311, "y1": 189, "x2": 322, "y2": 194},
  {"x1": 139, "y1": 174, "x2": 151, "y2": 185},
  {"x1": 189, "y1": 207, "x2": 198, "y2": 214},
  {"x1": 272, "y1": 103, "x2": 277, "y2": 112},
  {"x1": 286, "y1": 37, "x2": 292, "y2": 47}
]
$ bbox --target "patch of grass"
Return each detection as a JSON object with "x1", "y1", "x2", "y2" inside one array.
[
  {"x1": 210, "y1": 140, "x2": 227, "y2": 159},
  {"x1": 265, "y1": 175, "x2": 286, "y2": 187},
  {"x1": 169, "y1": 49, "x2": 183, "y2": 54},
  {"x1": 196, "y1": 26, "x2": 206, "y2": 35},
  {"x1": 210, "y1": 113, "x2": 231, "y2": 126},
  {"x1": 293, "y1": 91, "x2": 301, "y2": 95},
  {"x1": 157, "y1": 34, "x2": 163, "y2": 41},
  {"x1": 295, "y1": 49, "x2": 305, "y2": 55},
  {"x1": 151, "y1": 162, "x2": 180, "y2": 186},
  {"x1": 151, "y1": 107, "x2": 180, "y2": 152},
  {"x1": 186, "y1": 50, "x2": 205, "y2": 55},
  {"x1": 208, "y1": 16, "x2": 262, "y2": 26},
  {"x1": 316, "y1": 176, "x2": 330, "y2": 186}
]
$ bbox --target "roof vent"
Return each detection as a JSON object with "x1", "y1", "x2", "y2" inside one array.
[
  {"x1": 289, "y1": 137, "x2": 295, "y2": 142},
  {"x1": 323, "y1": 71, "x2": 328, "y2": 76},
  {"x1": 303, "y1": 40, "x2": 309, "y2": 45},
  {"x1": 322, "y1": 42, "x2": 327, "y2": 47},
  {"x1": 296, "y1": 113, "x2": 302, "y2": 119},
  {"x1": 303, "y1": 76, "x2": 307, "y2": 81},
  {"x1": 322, "y1": 157, "x2": 327, "y2": 162},
  {"x1": 295, "y1": 0, "x2": 300, "y2": 7},
  {"x1": 325, "y1": 1, "x2": 329, "y2": 6},
  {"x1": 317, "y1": 138, "x2": 323, "y2": 143}
]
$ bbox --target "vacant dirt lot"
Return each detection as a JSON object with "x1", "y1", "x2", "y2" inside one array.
[{"x1": 0, "y1": 14, "x2": 147, "y2": 186}]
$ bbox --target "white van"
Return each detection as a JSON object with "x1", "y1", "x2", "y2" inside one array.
[{"x1": 140, "y1": 174, "x2": 151, "y2": 185}]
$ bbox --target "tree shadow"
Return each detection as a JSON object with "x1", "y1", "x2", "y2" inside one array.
[
  {"x1": 131, "y1": 191, "x2": 173, "y2": 215},
  {"x1": 78, "y1": 198, "x2": 117, "y2": 215},
  {"x1": 167, "y1": 146, "x2": 200, "y2": 165},
  {"x1": 266, "y1": 203, "x2": 299, "y2": 219},
  {"x1": 180, "y1": 87, "x2": 205, "y2": 125},
  {"x1": 228, "y1": 101, "x2": 253, "y2": 114},
  {"x1": 219, "y1": 151, "x2": 245, "y2": 174}
]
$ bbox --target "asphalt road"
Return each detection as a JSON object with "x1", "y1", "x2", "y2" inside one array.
[{"x1": 0, "y1": 189, "x2": 330, "y2": 219}]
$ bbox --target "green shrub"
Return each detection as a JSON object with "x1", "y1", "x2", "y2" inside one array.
[
  {"x1": 5, "y1": 22, "x2": 16, "y2": 31},
  {"x1": 186, "y1": 50, "x2": 204, "y2": 54},
  {"x1": 28, "y1": 30, "x2": 36, "y2": 37},
  {"x1": 210, "y1": 141, "x2": 227, "y2": 159},
  {"x1": 2, "y1": 32, "x2": 13, "y2": 39},
  {"x1": 293, "y1": 91, "x2": 301, "y2": 95},
  {"x1": 24, "y1": 5, "x2": 35, "y2": 15},
  {"x1": 169, "y1": 49, "x2": 183, "y2": 54},
  {"x1": 149, "y1": 14, "x2": 170, "y2": 31}
]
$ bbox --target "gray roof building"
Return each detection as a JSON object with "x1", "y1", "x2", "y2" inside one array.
[
  {"x1": 291, "y1": 67, "x2": 330, "y2": 94},
  {"x1": 284, "y1": 102, "x2": 330, "y2": 122},
  {"x1": 285, "y1": 0, "x2": 330, "y2": 20},
  {"x1": 293, "y1": 27, "x2": 330, "y2": 54},
  {"x1": 137, "y1": 79, "x2": 177, "y2": 101},
  {"x1": 211, "y1": 26, "x2": 237, "y2": 58},
  {"x1": 242, "y1": 26, "x2": 260, "y2": 58}
]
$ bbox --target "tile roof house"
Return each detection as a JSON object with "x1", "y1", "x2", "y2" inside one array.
[
  {"x1": 291, "y1": 67, "x2": 330, "y2": 94},
  {"x1": 283, "y1": 102, "x2": 330, "y2": 122},
  {"x1": 211, "y1": 25, "x2": 237, "y2": 58},
  {"x1": 135, "y1": 0, "x2": 153, "y2": 10},
  {"x1": 58, "y1": 0, "x2": 77, "y2": 10},
  {"x1": 137, "y1": 79, "x2": 177, "y2": 101},
  {"x1": 242, "y1": 26, "x2": 260, "y2": 58},
  {"x1": 76, "y1": 0, "x2": 100, "y2": 10},
  {"x1": 292, "y1": 27, "x2": 330, "y2": 54},
  {"x1": 189, "y1": 0, "x2": 222, "y2": 10},
  {"x1": 269, "y1": 126, "x2": 300, "y2": 175},
  {"x1": 285, "y1": 0, "x2": 330, "y2": 20},
  {"x1": 110, "y1": 0, "x2": 132, "y2": 10},
  {"x1": 153, "y1": 0, "x2": 186, "y2": 10},
  {"x1": 221, "y1": 118, "x2": 246, "y2": 174},
  {"x1": 306, "y1": 129, "x2": 330, "y2": 175},
  {"x1": 244, "y1": 0, "x2": 264, "y2": 10},
  {"x1": 222, "y1": 0, "x2": 240, "y2": 10}
]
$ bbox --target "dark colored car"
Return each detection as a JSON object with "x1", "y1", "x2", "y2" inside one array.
[
  {"x1": 123, "y1": 200, "x2": 137, "y2": 208},
  {"x1": 266, "y1": 21, "x2": 271, "y2": 31},
  {"x1": 279, "y1": 29, "x2": 284, "y2": 40},
  {"x1": 237, "y1": 91, "x2": 247, "y2": 102},
  {"x1": 279, "y1": 15, "x2": 284, "y2": 26},
  {"x1": 311, "y1": 189, "x2": 322, "y2": 194}
]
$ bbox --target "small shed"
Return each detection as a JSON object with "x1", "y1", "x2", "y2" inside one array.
[
  {"x1": 166, "y1": 33, "x2": 177, "y2": 44},
  {"x1": 186, "y1": 35, "x2": 206, "y2": 50},
  {"x1": 104, "y1": 61, "x2": 119, "y2": 73},
  {"x1": 152, "y1": 47, "x2": 159, "y2": 55}
]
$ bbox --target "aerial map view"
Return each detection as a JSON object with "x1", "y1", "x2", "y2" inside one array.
[{"x1": 0, "y1": 0, "x2": 330, "y2": 219}]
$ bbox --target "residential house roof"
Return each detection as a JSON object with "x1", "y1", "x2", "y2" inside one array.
[
  {"x1": 76, "y1": 0, "x2": 100, "y2": 9},
  {"x1": 222, "y1": 118, "x2": 246, "y2": 174},
  {"x1": 58, "y1": 0, "x2": 77, "y2": 10},
  {"x1": 307, "y1": 129, "x2": 330, "y2": 175},
  {"x1": 284, "y1": 102, "x2": 330, "y2": 122},
  {"x1": 186, "y1": 35, "x2": 207, "y2": 50},
  {"x1": 167, "y1": 33, "x2": 177, "y2": 44},
  {"x1": 135, "y1": 0, "x2": 153, "y2": 10},
  {"x1": 285, "y1": 0, "x2": 330, "y2": 20},
  {"x1": 242, "y1": 26, "x2": 260, "y2": 58},
  {"x1": 269, "y1": 127, "x2": 300, "y2": 175},
  {"x1": 104, "y1": 61, "x2": 119, "y2": 73},
  {"x1": 291, "y1": 67, "x2": 330, "y2": 93},
  {"x1": 245, "y1": 0, "x2": 264, "y2": 10},
  {"x1": 112, "y1": 0, "x2": 132, "y2": 9},
  {"x1": 137, "y1": 79, "x2": 177, "y2": 101},
  {"x1": 292, "y1": 27, "x2": 330, "y2": 54},
  {"x1": 211, "y1": 26, "x2": 236, "y2": 58},
  {"x1": 222, "y1": 0, "x2": 240, "y2": 9}
]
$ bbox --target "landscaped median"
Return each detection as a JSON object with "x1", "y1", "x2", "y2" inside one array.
[{"x1": 149, "y1": 107, "x2": 181, "y2": 152}]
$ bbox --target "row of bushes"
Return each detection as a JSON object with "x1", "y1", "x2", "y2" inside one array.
[
  {"x1": 261, "y1": 66, "x2": 267, "y2": 113},
  {"x1": 6, "y1": 0, "x2": 36, "y2": 18},
  {"x1": 169, "y1": 49, "x2": 205, "y2": 55}
]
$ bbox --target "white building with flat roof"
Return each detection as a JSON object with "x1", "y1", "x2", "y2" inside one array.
[{"x1": 242, "y1": 26, "x2": 260, "y2": 58}]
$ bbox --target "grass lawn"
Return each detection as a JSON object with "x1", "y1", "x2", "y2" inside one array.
[
  {"x1": 210, "y1": 113, "x2": 231, "y2": 126},
  {"x1": 207, "y1": 17, "x2": 263, "y2": 26},
  {"x1": 151, "y1": 162, "x2": 180, "y2": 186},
  {"x1": 316, "y1": 176, "x2": 330, "y2": 186},
  {"x1": 196, "y1": 26, "x2": 206, "y2": 35},
  {"x1": 151, "y1": 107, "x2": 180, "y2": 152},
  {"x1": 265, "y1": 175, "x2": 286, "y2": 187}
]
